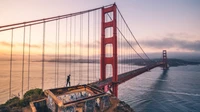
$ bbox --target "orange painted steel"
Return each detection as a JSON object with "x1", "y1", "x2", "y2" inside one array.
[
  {"x1": 100, "y1": 4, "x2": 118, "y2": 97},
  {"x1": 163, "y1": 50, "x2": 168, "y2": 69}
]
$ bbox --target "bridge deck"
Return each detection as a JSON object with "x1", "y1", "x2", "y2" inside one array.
[{"x1": 93, "y1": 62, "x2": 163, "y2": 88}]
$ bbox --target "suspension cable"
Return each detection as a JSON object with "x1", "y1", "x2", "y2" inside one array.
[
  {"x1": 106, "y1": 13, "x2": 147, "y2": 63},
  {"x1": 65, "y1": 18, "x2": 67, "y2": 84},
  {"x1": 9, "y1": 29, "x2": 13, "y2": 98},
  {"x1": 0, "y1": 4, "x2": 114, "y2": 32},
  {"x1": 57, "y1": 19, "x2": 60, "y2": 87},
  {"x1": 55, "y1": 20, "x2": 58, "y2": 88},
  {"x1": 94, "y1": 10, "x2": 97, "y2": 81},
  {"x1": 116, "y1": 7, "x2": 152, "y2": 61},
  {"x1": 97, "y1": 9, "x2": 100, "y2": 80},
  {"x1": 87, "y1": 12, "x2": 90, "y2": 84},
  {"x1": 42, "y1": 22, "x2": 45, "y2": 90},
  {"x1": 28, "y1": 26, "x2": 31, "y2": 90},
  {"x1": 74, "y1": 16, "x2": 76, "y2": 85},
  {"x1": 22, "y1": 24, "x2": 25, "y2": 95},
  {"x1": 70, "y1": 17, "x2": 72, "y2": 80},
  {"x1": 93, "y1": 11, "x2": 95, "y2": 81},
  {"x1": 79, "y1": 14, "x2": 82, "y2": 84}
]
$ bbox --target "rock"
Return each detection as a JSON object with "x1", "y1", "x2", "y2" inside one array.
[{"x1": 113, "y1": 101, "x2": 134, "y2": 112}]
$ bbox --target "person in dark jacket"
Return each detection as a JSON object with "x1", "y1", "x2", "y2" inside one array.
[{"x1": 66, "y1": 74, "x2": 71, "y2": 87}]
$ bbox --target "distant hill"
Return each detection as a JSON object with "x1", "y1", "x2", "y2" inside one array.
[
  {"x1": 120, "y1": 59, "x2": 200, "y2": 67},
  {"x1": 164, "y1": 59, "x2": 200, "y2": 67},
  {"x1": 34, "y1": 58, "x2": 200, "y2": 67}
]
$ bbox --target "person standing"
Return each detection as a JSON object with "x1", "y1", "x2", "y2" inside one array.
[{"x1": 66, "y1": 74, "x2": 71, "y2": 87}]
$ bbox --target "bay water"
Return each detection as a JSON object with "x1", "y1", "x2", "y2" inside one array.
[{"x1": 0, "y1": 61, "x2": 200, "y2": 112}]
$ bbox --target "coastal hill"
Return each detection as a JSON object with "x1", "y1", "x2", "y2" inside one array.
[
  {"x1": 120, "y1": 58, "x2": 200, "y2": 67},
  {"x1": 33, "y1": 58, "x2": 200, "y2": 67}
]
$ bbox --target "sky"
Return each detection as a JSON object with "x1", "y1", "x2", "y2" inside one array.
[{"x1": 0, "y1": 0, "x2": 200, "y2": 59}]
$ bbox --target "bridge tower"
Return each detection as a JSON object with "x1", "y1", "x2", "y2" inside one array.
[
  {"x1": 101, "y1": 4, "x2": 118, "y2": 97},
  {"x1": 163, "y1": 50, "x2": 168, "y2": 69}
]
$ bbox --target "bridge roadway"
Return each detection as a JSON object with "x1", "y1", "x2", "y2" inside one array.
[{"x1": 93, "y1": 62, "x2": 164, "y2": 88}]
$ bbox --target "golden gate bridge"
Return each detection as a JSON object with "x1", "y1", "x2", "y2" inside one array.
[{"x1": 0, "y1": 3, "x2": 168, "y2": 102}]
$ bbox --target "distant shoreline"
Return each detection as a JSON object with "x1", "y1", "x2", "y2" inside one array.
[
  {"x1": 33, "y1": 58, "x2": 200, "y2": 67},
  {"x1": 1, "y1": 58, "x2": 199, "y2": 67}
]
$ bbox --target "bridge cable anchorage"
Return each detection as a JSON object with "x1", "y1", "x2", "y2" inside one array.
[
  {"x1": 28, "y1": 25, "x2": 31, "y2": 90},
  {"x1": 9, "y1": 29, "x2": 14, "y2": 98},
  {"x1": 0, "y1": 4, "x2": 115, "y2": 32},
  {"x1": 116, "y1": 7, "x2": 154, "y2": 63},
  {"x1": 42, "y1": 21, "x2": 46, "y2": 90},
  {"x1": 87, "y1": 12, "x2": 90, "y2": 84}
]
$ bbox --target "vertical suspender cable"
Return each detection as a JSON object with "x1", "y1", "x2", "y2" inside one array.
[
  {"x1": 74, "y1": 16, "x2": 76, "y2": 85},
  {"x1": 125, "y1": 21, "x2": 127, "y2": 72},
  {"x1": 57, "y1": 19, "x2": 60, "y2": 87},
  {"x1": 96, "y1": 10, "x2": 98, "y2": 80},
  {"x1": 98, "y1": 10, "x2": 100, "y2": 80},
  {"x1": 110, "y1": 13, "x2": 112, "y2": 78},
  {"x1": 94, "y1": 10, "x2": 97, "y2": 81},
  {"x1": 79, "y1": 14, "x2": 82, "y2": 84},
  {"x1": 9, "y1": 29, "x2": 13, "y2": 98},
  {"x1": 70, "y1": 18, "x2": 72, "y2": 78},
  {"x1": 22, "y1": 24, "x2": 25, "y2": 96},
  {"x1": 117, "y1": 8, "x2": 151, "y2": 62},
  {"x1": 93, "y1": 11, "x2": 95, "y2": 81},
  {"x1": 28, "y1": 26, "x2": 31, "y2": 90},
  {"x1": 124, "y1": 25, "x2": 126, "y2": 72},
  {"x1": 128, "y1": 31, "x2": 129, "y2": 70},
  {"x1": 42, "y1": 22, "x2": 45, "y2": 90},
  {"x1": 122, "y1": 19, "x2": 124, "y2": 73},
  {"x1": 65, "y1": 18, "x2": 67, "y2": 83},
  {"x1": 119, "y1": 39, "x2": 120, "y2": 74},
  {"x1": 55, "y1": 20, "x2": 57, "y2": 88},
  {"x1": 120, "y1": 14, "x2": 122, "y2": 74},
  {"x1": 87, "y1": 12, "x2": 90, "y2": 84}
]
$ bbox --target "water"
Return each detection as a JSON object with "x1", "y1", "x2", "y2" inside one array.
[
  {"x1": 119, "y1": 65, "x2": 200, "y2": 112},
  {"x1": 0, "y1": 61, "x2": 102, "y2": 104},
  {"x1": 0, "y1": 61, "x2": 200, "y2": 112}
]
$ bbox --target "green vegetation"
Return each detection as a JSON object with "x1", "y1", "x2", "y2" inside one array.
[{"x1": 0, "y1": 88, "x2": 44, "y2": 111}]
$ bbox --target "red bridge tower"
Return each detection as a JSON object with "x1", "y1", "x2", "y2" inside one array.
[
  {"x1": 163, "y1": 50, "x2": 168, "y2": 69},
  {"x1": 100, "y1": 4, "x2": 118, "y2": 97}
]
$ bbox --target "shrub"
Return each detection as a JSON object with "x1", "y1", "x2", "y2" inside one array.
[
  {"x1": 5, "y1": 97, "x2": 20, "y2": 107},
  {"x1": 23, "y1": 88, "x2": 43, "y2": 99}
]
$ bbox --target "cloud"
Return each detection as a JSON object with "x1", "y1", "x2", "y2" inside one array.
[
  {"x1": 59, "y1": 40, "x2": 101, "y2": 49},
  {"x1": 16, "y1": 43, "x2": 41, "y2": 48},
  {"x1": 141, "y1": 33, "x2": 200, "y2": 52},
  {"x1": 0, "y1": 41, "x2": 11, "y2": 47},
  {"x1": 0, "y1": 41, "x2": 41, "y2": 48}
]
